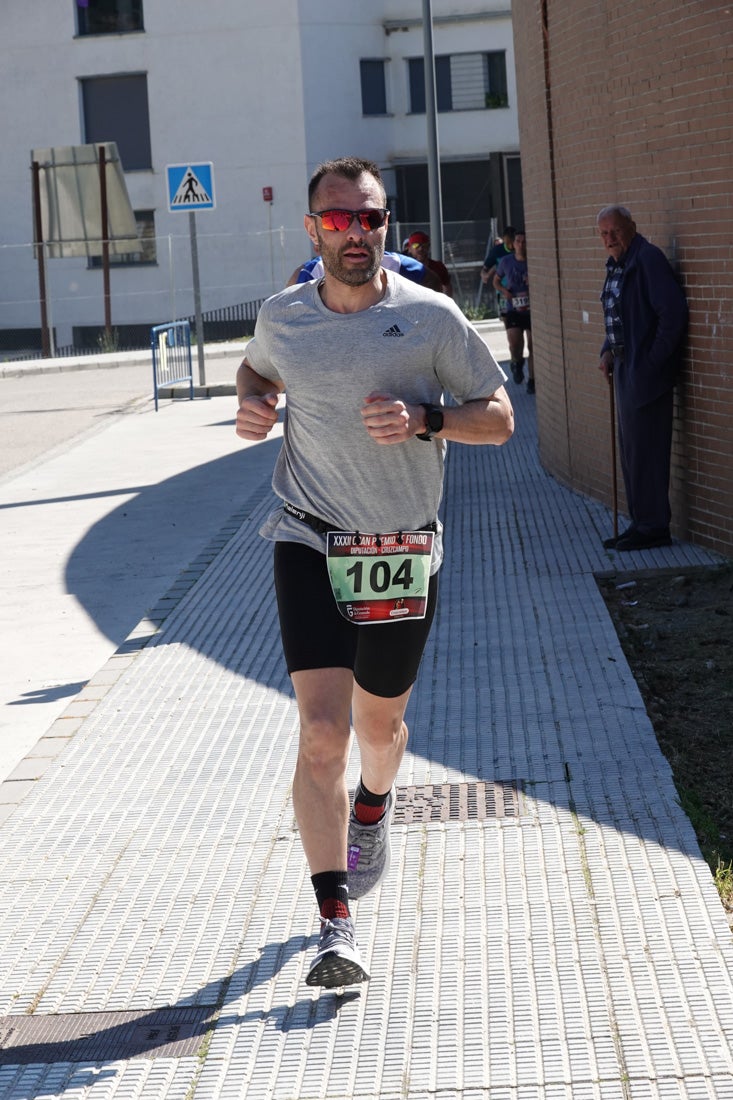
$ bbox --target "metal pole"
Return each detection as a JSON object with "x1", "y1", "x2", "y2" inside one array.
[
  {"x1": 98, "y1": 145, "x2": 112, "y2": 338},
  {"x1": 189, "y1": 211, "x2": 206, "y2": 386},
  {"x1": 168, "y1": 234, "x2": 175, "y2": 322},
  {"x1": 279, "y1": 225, "x2": 287, "y2": 287},
  {"x1": 267, "y1": 201, "x2": 275, "y2": 292},
  {"x1": 422, "y1": 0, "x2": 444, "y2": 261},
  {"x1": 31, "y1": 160, "x2": 51, "y2": 358}
]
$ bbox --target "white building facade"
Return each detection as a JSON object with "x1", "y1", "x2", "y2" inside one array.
[{"x1": 0, "y1": 0, "x2": 519, "y2": 355}]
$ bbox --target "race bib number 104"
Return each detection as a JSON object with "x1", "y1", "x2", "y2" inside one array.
[{"x1": 326, "y1": 530, "x2": 434, "y2": 623}]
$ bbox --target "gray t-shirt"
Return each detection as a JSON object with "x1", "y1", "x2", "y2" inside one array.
[{"x1": 245, "y1": 269, "x2": 506, "y2": 571}]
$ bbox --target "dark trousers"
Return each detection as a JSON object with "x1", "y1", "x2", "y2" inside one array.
[{"x1": 615, "y1": 380, "x2": 673, "y2": 534}]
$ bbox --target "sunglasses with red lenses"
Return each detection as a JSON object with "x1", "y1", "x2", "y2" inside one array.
[{"x1": 309, "y1": 208, "x2": 390, "y2": 232}]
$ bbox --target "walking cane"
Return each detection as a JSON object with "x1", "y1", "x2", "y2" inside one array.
[{"x1": 608, "y1": 367, "x2": 618, "y2": 539}]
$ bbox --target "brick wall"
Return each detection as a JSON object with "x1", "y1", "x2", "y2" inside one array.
[{"x1": 511, "y1": 0, "x2": 733, "y2": 556}]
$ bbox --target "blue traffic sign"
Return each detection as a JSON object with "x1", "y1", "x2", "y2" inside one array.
[{"x1": 166, "y1": 163, "x2": 215, "y2": 212}]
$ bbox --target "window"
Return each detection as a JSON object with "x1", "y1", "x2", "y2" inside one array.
[
  {"x1": 76, "y1": 0, "x2": 144, "y2": 36},
  {"x1": 408, "y1": 56, "x2": 452, "y2": 114},
  {"x1": 360, "y1": 59, "x2": 387, "y2": 116},
  {"x1": 89, "y1": 209, "x2": 157, "y2": 267},
  {"x1": 81, "y1": 74, "x2": 152, "y2": 170},
  {"x1": 483, "y1": 52, "x2": 509, "y2": 109},
  {"x1": 408, "y1": 51, "x2": 508, "y2": 113}
]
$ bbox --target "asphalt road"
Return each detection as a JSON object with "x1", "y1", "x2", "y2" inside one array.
[{"x1": 0, "y1": 362, "x2": 168, "y2": 481}]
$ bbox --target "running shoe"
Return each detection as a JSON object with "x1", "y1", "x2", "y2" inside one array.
[
  {"x1": 305, "y1": 917, "x2": 370, "y2": 988},
  {"x1": 347, "y1": 787, "x2": 395, "y2": 900}
]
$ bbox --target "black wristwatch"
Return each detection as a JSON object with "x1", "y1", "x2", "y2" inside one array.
[{"x1": 416, "y1": 403, "x2": 444, "y2": 441}]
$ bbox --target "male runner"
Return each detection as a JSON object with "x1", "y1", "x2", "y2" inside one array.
[{"x1": 236, "y1": 156, "x2": 513, "y2": 988}]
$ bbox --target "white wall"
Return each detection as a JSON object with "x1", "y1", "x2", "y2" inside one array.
[
  {"x1": 0, "y1": 0, "x2": 517, "y2": 349},
  {"x1": 0, "y1": 1, "x2": 311, "y2": 346},
  {"x1": 298, "y1": 1, "x2": 517, "y2": 170}
]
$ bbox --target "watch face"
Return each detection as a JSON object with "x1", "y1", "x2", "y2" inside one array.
[{"x1": 427, "y1": 406, "x2": 443, "y2": 432}]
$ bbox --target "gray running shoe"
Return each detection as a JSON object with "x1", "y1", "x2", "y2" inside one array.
[
  {"x1": 347, "y1": 787, "x2": 395, "y2": 900},
  {"x1": 305, "y1": 917, "x2": 370, "y2": 988}
]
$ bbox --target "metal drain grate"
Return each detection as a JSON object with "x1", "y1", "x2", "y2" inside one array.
[
  {"x1": 393, "y1": 781, "x2": 523, "y2": 823},
  {"x1": 0, "y1": 1006, "x2": 216, "y2": 1065}
]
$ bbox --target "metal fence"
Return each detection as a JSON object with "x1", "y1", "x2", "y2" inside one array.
[
  {"x1": 0, "y1": 220, "x2": 497, "y2": 362},
  {"x1": 150, "y1": 320, "x2": 193, "y2": 411}
]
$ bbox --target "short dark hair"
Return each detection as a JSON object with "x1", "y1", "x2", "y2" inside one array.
[
  {"x1": 308, "y1": 156, "x2": 385, "y2": 208},
  {"x1": 502, "y1": 226, "x2": 516, "y2": 237}
]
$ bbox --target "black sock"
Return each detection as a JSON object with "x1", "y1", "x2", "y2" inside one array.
[{"x1": 311, "y1": 870, "x2": 350, "y2": 920}]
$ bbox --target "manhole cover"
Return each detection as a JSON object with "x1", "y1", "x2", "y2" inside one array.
[
  {"x1": 0, "y1": 1006, "x2": 216, "y2": 1065},
  {"x1": 394, "y1": 781, "x2": 523, "y2": 823}
]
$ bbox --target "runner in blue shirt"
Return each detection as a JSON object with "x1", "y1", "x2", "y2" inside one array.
[
  {"x1": 494, "y1": 230, "x2": 535, "y2": 394},
  {"x1": 287, "y1": 250, "x2": 442, "y2": 292}
]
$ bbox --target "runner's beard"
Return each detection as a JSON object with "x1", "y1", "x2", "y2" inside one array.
[{"x1": 319, "y1": 238, "x2": 384, "y2": 286}]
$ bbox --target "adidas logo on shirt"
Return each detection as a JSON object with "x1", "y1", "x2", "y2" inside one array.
[{"x1": 383, "y1": 324, "x2": 404, "y2": 337}]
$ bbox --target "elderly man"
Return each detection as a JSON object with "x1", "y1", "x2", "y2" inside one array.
[{"x1": 597, "y1": 205, "x2": 688, "y2": 551}]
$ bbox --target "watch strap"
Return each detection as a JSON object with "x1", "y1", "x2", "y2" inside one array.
[{"x1": 416, "y1": 402, "x2": 443, "y2": 441}]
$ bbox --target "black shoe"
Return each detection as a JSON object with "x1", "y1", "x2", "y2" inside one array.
[
  {"x1": 602, "y1": 525, "x2": 635, "y2": 549},
  {"x1": 510, "y1": 360, "x2": 524, "y2": 384},
  {"x1": 526, "y1": 378, "x2": 535, "y2": 395},
  {"x1": 615, "y1": 528, "x2": 672, "y2": 552}
]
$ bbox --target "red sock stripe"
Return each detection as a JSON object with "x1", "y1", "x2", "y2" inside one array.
[
  {"x1": 320, "y1": 899, "x2": 350, "y2": 920},
  {"x1": 353, "y1": 800, "x2": 385, "y2": 824}
]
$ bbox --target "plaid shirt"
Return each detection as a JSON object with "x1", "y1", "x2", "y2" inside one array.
[{"x1": 600, "y1": 257, "x2": 625, "y2": 348}]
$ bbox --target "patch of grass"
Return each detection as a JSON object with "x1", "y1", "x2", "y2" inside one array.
[
  {"x1": 714, "y1": 859, "x2": 733, "y2": 914},
  {"x1": 677, "y1": 784, "x2": 728, "y2": 870},
  {"x1": 461, "y1": 302, "x2": 495, "y2": 321}
]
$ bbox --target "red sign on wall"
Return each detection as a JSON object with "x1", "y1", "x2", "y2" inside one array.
[{"x1": 262, "y1": 186, "x2": 273, "y2": 202}]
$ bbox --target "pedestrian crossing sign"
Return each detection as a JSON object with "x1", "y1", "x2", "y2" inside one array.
[{"x1": 166, "y1": 163, "x2": 215, "y2": 212}]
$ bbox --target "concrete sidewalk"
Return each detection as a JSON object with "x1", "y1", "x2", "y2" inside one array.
[
  {"x1": 0, "y1": 340, "x2": 732, "y2": 1098},
  {"x1": 0, "y1": 371, "x2": 278, "y2": 781}
]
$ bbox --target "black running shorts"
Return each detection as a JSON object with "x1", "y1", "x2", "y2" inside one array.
[
  {"x1": 273, "y1": 541, "x2": 439, "y2": 699},
  {"x1": 502, "y1": 309, "x2": 531, "y2": 331}
]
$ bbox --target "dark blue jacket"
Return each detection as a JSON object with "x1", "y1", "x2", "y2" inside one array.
[{"x1": 601, "y1": 233, "x2": 688, "y2": 408}]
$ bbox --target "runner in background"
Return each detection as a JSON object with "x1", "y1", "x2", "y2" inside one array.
[
  {"x1": 286, "y1": 250, "x2": 442, "y2": 293},
  {"x1": 405, "y1": 232, "x2": 454, "y2": 296},
  {"x1": 494, "y1": 229, "x2": 534, "y2": 394}
]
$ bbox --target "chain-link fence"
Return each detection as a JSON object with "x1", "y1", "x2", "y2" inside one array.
[{"x1": 0, "y1": 219, "x2": 498, "y2": 362}]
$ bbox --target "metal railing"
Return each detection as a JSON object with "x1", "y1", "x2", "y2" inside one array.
[{"x1": 151, "y1": 320, "x2": 193, "y2": 411}]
